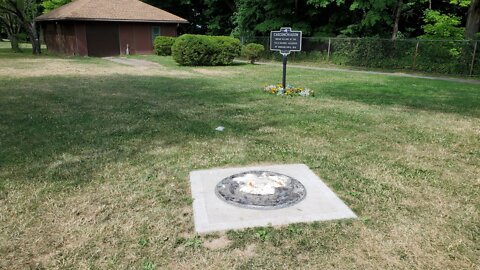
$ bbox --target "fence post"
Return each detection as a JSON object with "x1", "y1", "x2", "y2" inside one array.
[
  {"x1": 470, "y1": 41, "x2": 478, "y2": 76},
  {"x1": 327, "y1": 38, "x2": 331, "y2": 62},
  {"x1": 364, "y1": 39, "x2": 370, "y2": 67},
  {"x1": 413, "y1": 41, "x2": 419, "y2": 69}
]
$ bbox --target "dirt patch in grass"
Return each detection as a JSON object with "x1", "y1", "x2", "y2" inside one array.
[
  {"x1": 237, "y1": 244, "x2": 256, "y2": 258},
  {"x1": 0, "y1": 58, "x2": 194, "y2": 78},
  {"x1": 192, "y1": 68, "x2": 239, "y2": 77},
  {"x1": 103, "y1": 57, "x2": 164, "y2": 68},
  {"x1": 203, "y1": 235, "x2": 232, "y2": 250}
]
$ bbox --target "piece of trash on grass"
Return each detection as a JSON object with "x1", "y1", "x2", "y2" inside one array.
[{"x1": 215, "y1": 126, "x2": 225, "y2": 132}]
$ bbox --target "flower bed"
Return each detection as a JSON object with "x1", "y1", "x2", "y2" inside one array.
[{"x1": 263, "y1": 84, "x2": 314, "y2": 97}]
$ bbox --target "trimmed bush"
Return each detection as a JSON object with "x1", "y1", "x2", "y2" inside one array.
[
  {"x1": 172, "y1": 35, "x2": 212, "y2": 66},
  {"x1": 242, "y1": 43, "x2": 265, "y2": 64},
  {"x1": 210, "y1": 36, "x2": 242, "y2": 65},
  {"x1": 154, "y1": 36, "x2": 176, "y2": 56},
  {"x1": 171, "y1": 34, "x2": 241, "y2": 66}
]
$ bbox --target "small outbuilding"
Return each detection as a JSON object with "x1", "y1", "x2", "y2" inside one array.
[{"x1": 36, "y1": 0, "x2": 188, "y2": 57}]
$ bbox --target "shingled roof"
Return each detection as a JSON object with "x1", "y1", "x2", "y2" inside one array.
[{"x1": 36, "y1": 0, "x2": 188, "y2": 23}]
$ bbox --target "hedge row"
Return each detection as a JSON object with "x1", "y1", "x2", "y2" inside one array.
[
  {"x1": 171, "y1": 34, "x2": 241, "y2": 66},
  {"x1": 241, "y1": 37, "x2": 479, "y2": 75}
]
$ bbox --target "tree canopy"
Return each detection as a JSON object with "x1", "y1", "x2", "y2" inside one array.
[
  {"x1": 144, "y1": 0, "x2": 476, "y2": 39},
  {"x1": 41, "y1": 0, "x2": 69, "y2": 12},
  {"x1": 29, "y1": 0, "x2": 478, "y2": 40}
]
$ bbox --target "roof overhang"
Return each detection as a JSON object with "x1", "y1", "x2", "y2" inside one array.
[{"x1": 36, "y1": 17, "x2": 189, "y2": 23}]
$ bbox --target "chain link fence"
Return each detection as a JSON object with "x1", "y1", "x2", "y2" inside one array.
[{"x1": 240, "y1": 37, "x2": 480, "y2": 77}]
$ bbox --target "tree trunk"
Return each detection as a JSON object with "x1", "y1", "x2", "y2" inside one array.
[
  {"x1": 392, "y1": 0, "x2": 403, "y2": 40},
  {"x1": 8, "y1": 33, "x2": 21, "y2": 52},
  {"x1": 0, "y1": 13, "x2": 22, "y2": 52},
  {"x1": 465, "y1": 0, "x2": 480, "y2": 39},
  {"x1": 24, "y1": 21, "x2": 41, "y2": 54}
]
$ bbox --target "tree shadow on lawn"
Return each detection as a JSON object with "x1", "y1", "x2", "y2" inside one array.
[
  {"x1": 0, "y1": 74, "x2": 268, "y2": 186},
  {"x1": 1, "y1": 72, "x2": 478, "y2": 188},
  {"x1": 0, "y1": 47, "x2": 39, "y2": 59},
  {"x1": 0, "y1": 44, "x2": 52, "y2": 59},
  {"x1": 312, "y1": 76, "x2": 480, "y2": 117}
]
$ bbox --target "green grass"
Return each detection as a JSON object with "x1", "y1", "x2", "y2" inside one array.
[
  {"x1": 1, "y1": 45, "x2": 479, "y2": 269},
  {"x1": 0, "y1": 41, "x2": 47, "y2": 56}
]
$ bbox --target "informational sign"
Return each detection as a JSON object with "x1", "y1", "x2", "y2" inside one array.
[
  {"x1": 270, "y1": 27, "x2": 302, "y2": 55},
  {"x1": 270, "y1": 27, "x2": 303, "y2": 89}
]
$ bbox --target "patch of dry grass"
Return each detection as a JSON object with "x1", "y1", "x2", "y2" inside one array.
[
  {"x1": 192, "y1": 68, "x2": 240, "y2": 77},
  {"x1": 0, "y1": 58, "x2": 194, "y2": 78}
]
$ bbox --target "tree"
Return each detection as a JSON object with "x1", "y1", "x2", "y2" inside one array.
[
  {"x1": 233, "y1": 0, "x2": 322, "y2": 37},
  {"x1": 41, "y1": 0, "x2": 70, "y2": 13},
  {"x1": 392, "y1": 0, "x2": 404, "y2": 39},
  {"x1": 465, "y1": 0, "x2": 480, "y2": 39},
  {"x1": 307, "y1": 0, "x2": 419, "y2": 38},
  {"x1": 0, "y1": 0, "x2": 41, "y2": 54},
  {"x1": 348, "y1": 0, "x2": 432, "y2": 39},
  {"x1": 0, "y1": 10, "x2": 22, "y2": 51},
  {"x1": 203, "y1": 0, "x2": 235, "y2": 35},
  {"x1": 34, "y1": 0, "x2": 479, "y2": 40},
  {"x1": 144, "y1": 0, "x2": 207, "y2": 34},
  {"x1": 421, "y1": 10, "x2": 464, "y2": 39}
]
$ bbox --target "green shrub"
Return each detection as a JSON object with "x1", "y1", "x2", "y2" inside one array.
[
  {"x1": 242, "y1": 43, "x2": 265, "y2": 64},
  {"x1": 171, "y1": 35, "x2": 212, "y2": 66},
  {"x1": 171, "y1": 34, "x2": 241, "y2": 66},
  {"x1": 154, "y1": 36, "x2": 176, "y2": 56},
  {"x1": 210, "y1": 36, "x2": 242, "y2": 65}
]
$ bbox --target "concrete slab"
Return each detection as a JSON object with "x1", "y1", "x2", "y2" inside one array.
[{"x1": 190, "y1": 164, "x2": 357, "y2": 233}]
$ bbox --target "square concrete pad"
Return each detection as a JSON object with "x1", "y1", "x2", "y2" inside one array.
[{"x1": 190, "y1": 164, "x2": 357, "y2": 233}]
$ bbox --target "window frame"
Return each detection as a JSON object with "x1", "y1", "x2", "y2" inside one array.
[{"x1": 151, "y1": 26, "x2": 161, "y2": 42}]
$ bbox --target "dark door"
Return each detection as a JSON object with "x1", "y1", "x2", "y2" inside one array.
[{"x1": 86, "y1": 23, "x2": 120, "y2": 57}]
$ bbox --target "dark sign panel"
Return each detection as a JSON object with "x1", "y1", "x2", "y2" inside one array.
[{"x1": 270, "y1": 27, "x2": 302, "y2": 54}]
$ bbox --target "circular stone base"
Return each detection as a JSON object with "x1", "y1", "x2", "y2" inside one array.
[{"x1": 215, "y1": 171, "x2": 306, "y2": 209}]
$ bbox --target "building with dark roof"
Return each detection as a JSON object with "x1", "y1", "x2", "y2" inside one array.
[{"x1": 36, "y1": 0, "x2": 188, "y2": 56}]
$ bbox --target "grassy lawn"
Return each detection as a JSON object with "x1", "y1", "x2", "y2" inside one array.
[{"x1": 1, "y1": 44, "x2": 479, "y2": 269}]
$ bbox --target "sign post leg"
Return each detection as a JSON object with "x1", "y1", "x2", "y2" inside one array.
[{"x1": 282, "y1": 54, "x2": 287, "y2": 89}]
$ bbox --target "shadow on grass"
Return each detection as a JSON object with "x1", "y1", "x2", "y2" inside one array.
[
  {"x1": 229, "y1": 61, "x2": 250, "y2": 67},
  {"x1": 1, "y1": 70, "x2": 478, "y2": 187},
  {"x1": 0, "y1": 74, "x2": 264, "y2": 186},
  {"x1": 0, "y1": 47, "x2": 33, "y2": 58},
  {"x1": 0, "y1": 42, "x2": 51, "y2": 58}
]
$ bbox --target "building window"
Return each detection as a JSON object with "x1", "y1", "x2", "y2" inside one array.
[{"x1": 152, "y1": 26, "x2": 161, "y2": 42}]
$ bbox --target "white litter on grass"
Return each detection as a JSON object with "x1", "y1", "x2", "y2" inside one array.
[{"x1": 215, "y1": 126, "x2": 225, "y2": 132}]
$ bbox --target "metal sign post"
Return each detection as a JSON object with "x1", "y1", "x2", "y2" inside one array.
[
  {"x1": 270, "y1": 27, "x2": 302, "y2": 89},
  {"x1": 282, "y1": 53, "x2": 288, "y2": 89}
]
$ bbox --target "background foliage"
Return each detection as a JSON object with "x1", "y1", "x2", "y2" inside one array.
[{"x1": 32, "y1": 0, "x2": 478, "y2": 39}]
